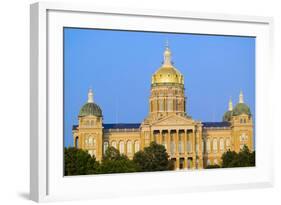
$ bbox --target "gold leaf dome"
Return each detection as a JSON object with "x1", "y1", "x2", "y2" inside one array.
[{"x1": 152, "y1": 45, "x2": 184, "y2": 85}]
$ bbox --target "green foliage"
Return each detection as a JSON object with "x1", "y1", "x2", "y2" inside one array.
[
  {"x1": 100, "y1": 147, "x2": 139, "y2": 174},
  {"x1": 221, "y1": 145, "x2": 255, "y2": 168},
  {"x1": 133, "y1": 142, "x2": 173, "y2": 172},
  {"x1": 64, "y1": 147, "x2": 99, "y2": 176}
]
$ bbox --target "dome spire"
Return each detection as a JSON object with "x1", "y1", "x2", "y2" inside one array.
[
  {"x1": 163, "y1": 40, "x2": 172, "y2": 66},
  {"x1": 228, "y1": 97, "x2": 233, "y2": 111},
  {"x1": 239, "y1": 90, "x2": 244, "y2": 103},
  {"x1": 88, "y1": 88, "x2": 94, "y2": 103}
]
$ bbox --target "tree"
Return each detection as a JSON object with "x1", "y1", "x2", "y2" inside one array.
[
  {"x1": 100, "y1": 146, "x2": 139, "y2": 174},
  {"x1": 221, "y1": 145, "x2": 255, "y2": 168},
  {"x1": 133, "y1": 142, "x2": 173, "y2": 172},
  {"x1": 64, "y1": 147, "x2": 99, "y2": 176}
]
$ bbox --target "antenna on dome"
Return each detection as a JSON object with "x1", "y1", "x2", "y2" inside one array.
[{"x1": 163, "y1": 40, "x2": 172, "y2": 66}]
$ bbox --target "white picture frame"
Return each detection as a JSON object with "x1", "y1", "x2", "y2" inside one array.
[{"x1": 30, "y1": 2, "x2": 274, "y2": 202}]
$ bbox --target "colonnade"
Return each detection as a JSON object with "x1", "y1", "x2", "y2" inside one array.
[{"x1": 151, "y1": 128, "x2": 203, "y2": 169}]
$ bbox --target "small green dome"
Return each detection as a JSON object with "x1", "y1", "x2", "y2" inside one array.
[
  {"x1": 232, "y1": 103, "x2": 251, "y2": 116},
  {"x1": 79, "y1": 102, "x2": 102, "y2": 117},
  {"x1": 223, "y1": 110, "x2": 233, "y2": 122}
]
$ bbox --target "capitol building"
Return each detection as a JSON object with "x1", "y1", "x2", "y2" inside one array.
[{"x1": 72, "y1": 44, "x2": 254, "y2": 170}]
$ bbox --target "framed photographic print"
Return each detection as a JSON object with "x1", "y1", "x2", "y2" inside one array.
[{"x1": 30, "y1": 2, "x2": 274, "y2": 202}]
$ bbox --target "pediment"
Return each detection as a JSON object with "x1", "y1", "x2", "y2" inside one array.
[{"x1": 151, "y1": 114, "x2": 194, "y2": 126}]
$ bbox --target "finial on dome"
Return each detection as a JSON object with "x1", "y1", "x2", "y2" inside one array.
[
  {"x1": 163, "y1": 40, "x2": 172, "y2": 66},
  {"x1": 228, "y1": 97, "x2": 233, "y2": 111},
  {"x1": 239, "y1": 90, "x2": 244, "y2": 103},
  {"x1": 88, "y1": 88, "x2": 94, "y2": 103}
]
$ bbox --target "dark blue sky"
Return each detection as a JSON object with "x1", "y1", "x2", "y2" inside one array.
[{"x1": 64, "y1": 28, "x2": 255, "y2": 147}]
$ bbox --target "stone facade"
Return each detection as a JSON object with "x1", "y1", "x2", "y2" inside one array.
[{"x1": 72, "y1": 45, "x2": 253, "y2": 170}]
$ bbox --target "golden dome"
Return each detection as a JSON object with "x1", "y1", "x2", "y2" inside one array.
[{"x1": 152, "y1": 45, "x2": 184, "y2": 85}]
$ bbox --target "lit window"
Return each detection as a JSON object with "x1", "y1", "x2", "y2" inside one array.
[
  {"x1": 88, "y1": 137, "x2": 93, "y2": 145},
  {"x1": 88, "y1": 150, "x2": 93, "y2": 157},
  {"x1": 220, "y1": 138, "x2": 224, "y2": 152},
  {"x1": 207, "y1": 139, "x2": 211, "y2": 153},
  {"x1": 103, "y1": 141, "x2": 108, "y2": 154},
  {"x1": 119, "y1": 141, "x2": 124, "y2": 154},
  {"x1": 213, "y1": 138, "x2": 217, "y2": 153},
  {"x1": 226, "y1": 138, "x2": 230, "y2": 148},
  {"x1": 134, "y1": 141, "x2": 140, "y2": 153},
  {"x1": 127, "y1": 141, "x2": 132, "y2": 154},
  {"x1": 112, "y1": 141, "x2": 117, "y2": 149}
]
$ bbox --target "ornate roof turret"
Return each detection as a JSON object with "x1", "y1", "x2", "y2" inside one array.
[
  {"x1": 223, "y1": 98, "x2": 233, "y2": 122},
  {"x1": 232, "y1": 91, "x2": 251, "y2": 116},
  {"x1": 79, "y1": 89, "x2": 102, "y2": 117}
]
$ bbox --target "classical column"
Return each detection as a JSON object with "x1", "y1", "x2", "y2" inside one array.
[
  {"x1": 124, "y1": 141, "x2": 127, "y2": 155},
  {"x1": 175, "y1": 130, "x2": 179, "y2": 170},
  {"x1": 167, "y1": 130, "x2": 171, "y2": 154},
  {"x1": 184, "y1": 158, "x2": 188, "y2": 170},
  {"x1": 192, "y1": 129, "x2": 196, "y2": 169},
  {"x1": 159, "y1": 130, "x2": 162, "y2": 145},
  {"x1": 184, "y1": 130, "x2": 187, "y2": 155},
  {"x1": 184, "y1": 130, "x2": 187, "y2": 169},
  {"x1": 175, "y1": 130, "x2": 179, "y2": 156}
]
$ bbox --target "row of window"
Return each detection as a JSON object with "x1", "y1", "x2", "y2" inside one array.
[
  {"x1": 151, "y1": 99, "x2": 184, "y2": 112},
  {"x1": 206, "y1": 138, "x2": 231, "y2": 153},
  {"x1": 104, "y1": 140, "x2": 140, "y2": 154}
]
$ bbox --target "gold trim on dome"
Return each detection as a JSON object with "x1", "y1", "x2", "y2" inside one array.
[{"x1": 152, "y1": 45, "x2": 184, "y2": 85}]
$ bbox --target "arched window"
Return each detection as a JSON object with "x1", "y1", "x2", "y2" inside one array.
[
  {"x1": 213, "y1": 138, "x2": 217, "y2": 153},
  {"x1": 119, "y1": 141, "x2": 124, "y2": 154},
  {"x1": 111, "y1": 141, "x2": 117, "y2": 149},
  {"x1": 207, "y1": 139, "x2": 211, "y2": 153},
  {"x1": 75, "y1": 137, "x2": 79, "y2": 148},
  {"x1": 220, "y1": 138, "x2": 224, "y2": 152},
  {"x1": 127, "y1": 141, "x2": 132, "y2": 154},
  {"x1": 134, "y1": 141, "x2": 140, "y2": 153},
  {"x1": 88, "y1": 137, "x2": 93, "y2": 145},
  {"x1": 207, "y1": 159, "x2": 211, "y2": 166},
  {"x1": 88, "y1": 150, "x2": 94, "y2": 157},
  {"x1": 226, "y1": 138, "x2": 230, "y2": 148},
  {"x1": 103, "y1": 141, "x2": 108, "y2": 154}
]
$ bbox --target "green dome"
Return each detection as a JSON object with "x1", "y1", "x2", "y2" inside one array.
[
  {"x1": 223, "y1": 110, "x2": 233, "y2": 122},
  {"x1": 79, "y1": 102, "x2": 102, "y2": 117},
  {"x1": 232, "y1": 103, "x2": 251, "y2": 116}
]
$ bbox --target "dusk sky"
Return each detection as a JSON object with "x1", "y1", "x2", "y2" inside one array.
[{"x1": 64, "y1": 28, "x2": 255, "y2": 147}]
